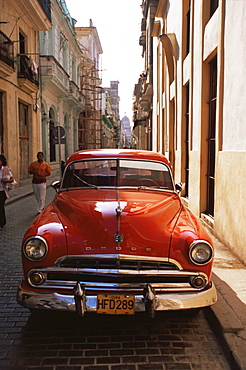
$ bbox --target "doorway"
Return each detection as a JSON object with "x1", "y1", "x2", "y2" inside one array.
[
  {"x1": 0, "y1": 92, "x2": 3, "y2": 154},
  {"x1": 19, "y1": 102, "x2": 29, "y2": 179},
  {"x1": 206, "y1": 56, "x2": 217, "y2": 216}
]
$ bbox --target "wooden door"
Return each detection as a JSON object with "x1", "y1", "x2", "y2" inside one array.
[{"x1": 19, "y1": 102, "x2": 29, "y2": 179}]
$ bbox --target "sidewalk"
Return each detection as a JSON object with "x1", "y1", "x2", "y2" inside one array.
[
  {"x1": 6, "y1": 173, "x2": 60, "y2": 206},
  {"x1": 205, "y1": 232, "x2": 246, "y2": 370},
  {"x1": 6, "y1": 181, "x2": 246, "y2": 369}
]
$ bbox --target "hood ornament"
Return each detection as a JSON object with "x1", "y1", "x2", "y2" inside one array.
[
  {"x1": 115, "y1": 193, "x2": 123, "y2": 243},
  {"x1": 115, "y1": 205, "x2": 122, "y2": 216},
  {"x1": 114, "y1": 232, "x2": 124, "y2": 243}
]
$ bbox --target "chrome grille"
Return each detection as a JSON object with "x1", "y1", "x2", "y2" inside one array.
[
  {"x1": 47, "y1": 272, "x2": 187, "y2": 284},
  {"x1": 57, "y1": 257, "x2": 179, "y2": 271},
  {"x1": 28, "y1": 255, "x2": 208, "y2": 292}
]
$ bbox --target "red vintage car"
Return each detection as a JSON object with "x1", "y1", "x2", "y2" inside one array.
[{"x1": 17, "y1": 149, "x2": 217, "y2": 317}]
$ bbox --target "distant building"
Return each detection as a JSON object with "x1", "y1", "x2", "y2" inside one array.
[
  {"x1": 121, "y1": 115, "x2": 132, "y2": 148},
  {"x1": 101, "y1": 89, "x2": 116, "y2": 148},
  {"x1": 103, "y1": 81, "x2": 120, "y2": 121},
  {"x1": 103, "y1": 81, "x2": 120, "y2": 147},
  {"x1": 75, "y1": 20, "x2": 103, "y2": 150},
  {"x1": 132, "y1": 0, "x2": 157, "y2": 151},
  {"x1": 39, "y1": 0, "x2": 83, "y2": 168}
]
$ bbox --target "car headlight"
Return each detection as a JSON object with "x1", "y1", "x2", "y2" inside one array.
[
  {"x1": 23, "y1": 236, "x2": 48, "y2": 261},
  {"x1": 189, "y1": 240, "x2": 213, "y2": 265}
]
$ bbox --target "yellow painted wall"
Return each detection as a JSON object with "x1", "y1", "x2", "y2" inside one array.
[{"x1": 0, "y1": 0, "x2": 50, "y2": 183}]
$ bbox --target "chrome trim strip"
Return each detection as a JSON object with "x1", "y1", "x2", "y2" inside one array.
[
  {"x1": 27, "y1": 267, "x2": 208, "y2": 291},
  {"x1": 29, "y1": 267, "x2": 192, "y2": 275},
  {"x1": 17, "y1": 282, "x2": 217, "y2": 312},
  {"x1": 28, "y1": 281, "x2": 198, "y2": 292},
  {"x1": 54, "y1": 255, "x2": 183, "y2": 270}
]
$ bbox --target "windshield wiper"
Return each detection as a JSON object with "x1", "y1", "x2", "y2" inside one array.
[
  {"x1": 73, "y1": 173, "x2": 98, "y2": 189},
  {"x1": 136, "y1": 186, "x2": 170, "y2": 191}
]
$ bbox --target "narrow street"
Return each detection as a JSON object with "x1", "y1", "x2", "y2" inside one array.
[{"x1": 0, "y1": 189, "x2": 230, "y2": 369}]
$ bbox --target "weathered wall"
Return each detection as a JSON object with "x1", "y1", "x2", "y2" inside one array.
[
  {"x1": 152, "y1": 0, "x2": 246, "y2": 263},
  {"x1": 215, "y1": 152, "x2": 246, "y2": 262}
]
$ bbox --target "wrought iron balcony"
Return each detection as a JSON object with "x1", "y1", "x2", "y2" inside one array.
[
  {"x1": 17, "y1": 54, "x2": 39, "y2": 87},
  {"x1": 0, "y1": 31, "x2": 14, "y2": 69}
]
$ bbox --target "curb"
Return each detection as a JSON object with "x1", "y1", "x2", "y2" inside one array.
[
  {"x1": 6, "y1": 190, "x2": 33, "y2": 206},
  {"x1": 205, "y1": 274, "x2": 246, "y2": 370}
]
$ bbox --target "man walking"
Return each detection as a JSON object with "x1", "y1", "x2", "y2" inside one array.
[{"x1": 28, "y1": 152, "x2": 52, "y2": 214}]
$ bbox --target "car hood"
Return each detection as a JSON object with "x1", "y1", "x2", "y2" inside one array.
[{"x1": 53, "y1": 189, "x2": 182, "y2": 258}]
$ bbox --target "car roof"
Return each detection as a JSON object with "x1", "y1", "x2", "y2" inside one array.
[{"x1": 66, "y1": 149, "x2": 171, "y2": 167}]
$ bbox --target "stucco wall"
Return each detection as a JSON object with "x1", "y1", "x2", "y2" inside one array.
[
  {"x1": 212, "y1": 2, "x2": 246, "y2": 262},
  {"x1": 0, "y1": 0, "x2": 44, "y2": 182},
  {"x1": 215, "y1": 151, "x2": 246, "y2": 262},
  {"x1": 223, "y1": 2, "x2": 246, "y2": 151},
  {"x1": 188, "y1": 150, "x2": 201, "y2": 217},
  {"x1": 152, "y1": 0, "x2": 246, "y2": 264},
  {"x1": 174, "y1": 150, "x2": 181, "y2": 184}
]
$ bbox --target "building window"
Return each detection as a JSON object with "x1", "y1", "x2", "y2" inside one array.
[
  {"x1": 0, "y1": 92, "x2": 3, "y2": 154},
  {"x1": 210, "y1": 0, "x2": 218, "y2": 18},
  {"x1": 186, "y1": 1, "x2": 191, "y2": 56},
  {"x1": 0, "y1": 31, "x2": 14, "y2": 69},
  {"x1": 207, "y1": 56, "x2": 217, "y2": 216},
  {"x1": 19, "y1": 32, "x2": 25, "y2": 54}
]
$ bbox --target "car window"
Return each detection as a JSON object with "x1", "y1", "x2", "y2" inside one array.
[
  {"x1": 61, "y1": 159, "x2": 174, "y2": 190},
  {"x1": 62, "y1": 160, "x2": 117, "y2": 188},
  {"x1": 119, "y1": 160, "x2": 173, "y2": 189}
]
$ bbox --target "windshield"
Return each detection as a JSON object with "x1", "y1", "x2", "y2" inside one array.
[{"x1": 61, "y1": 159, "x2": 174, "y2": 190}]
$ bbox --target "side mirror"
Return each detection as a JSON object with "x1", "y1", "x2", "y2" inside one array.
[
  {"x1": 175, "y1": 182, "x2": 183, "y2": 193},
  {"x1": 51, "y1": 180, "x2": 61, "y2": 192}
]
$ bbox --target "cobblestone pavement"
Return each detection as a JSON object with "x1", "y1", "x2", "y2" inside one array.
[{"x1": 0, "y1": 189, "x2": 230, "y2": 370}]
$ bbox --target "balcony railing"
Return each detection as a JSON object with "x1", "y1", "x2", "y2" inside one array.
[
  {"x1": 18, "y1": 55, "x2": 39, "y2": 87},
  {"x1": 139, "y1": 33, "x2": 146, "y2": 47},
  {"x1": 0, "y1": 31, "x2": 14, "y2": 69},
  {"x1": 40, "y1": 55, "x2": 69, "y2": 93},
  {"x1": 68, "y1": 80, "x2": 81, "y2": 100},
  {"x1": 38, "y1": 0, "x2": 51, "y2": 22}
]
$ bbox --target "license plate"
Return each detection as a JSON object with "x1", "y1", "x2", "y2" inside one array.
[{"x1": 97, "y1": 294, "x2": 135, "y2": 315}]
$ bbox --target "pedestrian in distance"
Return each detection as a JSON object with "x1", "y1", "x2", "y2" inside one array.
[
  {"x1": 28, "y1": 151, "x2": 52, "y2": 215},
  {"x1": 0, "y1": 154, "x2": 14, "y2": 230}
]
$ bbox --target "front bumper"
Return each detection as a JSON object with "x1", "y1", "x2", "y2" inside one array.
[{"x1": 17, "y1": 281, "x2": 217, "y2": 315}]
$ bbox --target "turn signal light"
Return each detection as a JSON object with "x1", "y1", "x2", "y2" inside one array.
[
  {"x1": 190, "y1": 275, "x2": 206, "y2": 289},
  {"x1": 30, "y1": 272, "x2": 46, "y2": 285}
]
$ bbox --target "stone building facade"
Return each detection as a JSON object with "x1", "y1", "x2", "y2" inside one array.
[
  {"x1": 0, "y1": 0, "x2": 51, "y2": 183},
  {"x1": 103, "y1": 81, "x2": 120, "y2": 148},
  {"x1": 75, "y1": 20, "x2": 103, "y2": 150},
  {"x1": 39, "y1": 0, "x2": 84, "y2": 172},
  {"x1": 0, "y1": 0, "x2": 114, "y2": 182},
  {"x1": 132, "y1": 0, "x2": 158, "y2": 150},
  {"x1": 142, "y1": 0, "x2": 246, "y2": 262}
]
